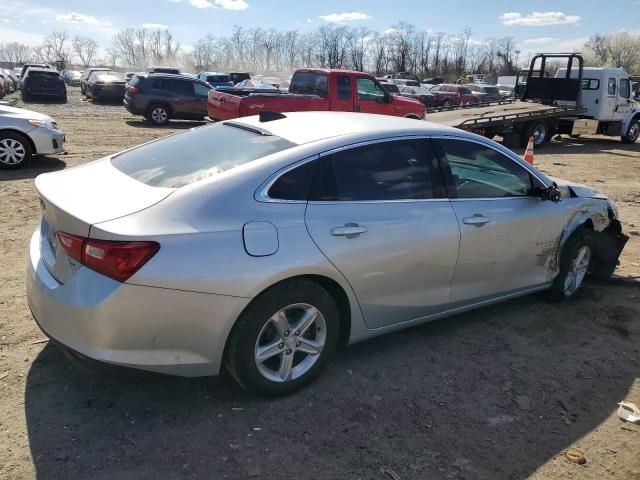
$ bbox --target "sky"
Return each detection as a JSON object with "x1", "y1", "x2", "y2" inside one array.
[{"x1": 1, "y1": 0, "x2": 639, "y2": 61}]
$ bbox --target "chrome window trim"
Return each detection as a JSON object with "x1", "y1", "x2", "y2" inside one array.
[{"x1": 255, "y1": 133, "x2": 550, "y2": 204}]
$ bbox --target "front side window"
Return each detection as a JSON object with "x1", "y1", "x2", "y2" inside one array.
[
  {"x1": 112, "y1": 124, "x2": 297, "y2": 188},
  {"x1": 619, "y1": 79, "x2": 630, "y2": 99},
  {"x1": 337, "y1": 75, "x2": 352, "y2": 100},
  {"x1": 310, "y1": 140, "x2": 438, "y2": 201},
  {"x1": 163, "y1": 79, "x2": 193, "y2": 95},
  {"x1": 357, "y1": 78, "x2": 386, "y2": 101},
  {"x1": 440, "y1": 139, "x2": 534, "y2": 198},
  {"x1": 608, "y1": 78, "x2": 617, "y2": 96}
]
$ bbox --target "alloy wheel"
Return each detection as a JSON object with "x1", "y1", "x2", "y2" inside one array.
[
  {"x1": 151, "y1": 107, "x2": 168, "y2": 124},
  {"x1": 254, "y1": 303, "x2": 327, "y2": 383},
  {"x1": 629, "y1": 122, "x2": 640, "y2": 142},
  {"x1": 563, "y1": 245, "x2": 590, "y2": 296},
  {"x1": 0, "y1": 138, "x2": 26, "y2": 166}
]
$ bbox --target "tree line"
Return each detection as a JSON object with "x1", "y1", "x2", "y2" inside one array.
[{"x1": 1, "y1": 26, "x2": 639, "y2": 79}]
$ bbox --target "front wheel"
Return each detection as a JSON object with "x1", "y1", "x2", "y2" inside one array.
[
  {"x1": 0, "y1": 132, "x2": 33, "y2": 169},
  {"x1": 224, "y1": 280, "x2": 339, "y2": 396},
  {"x1": 622, "y1": 118, "x2": 640, "y2": 144},
  {"x1": 549, "y1": 229, "x2": 593, "y2": 299}
]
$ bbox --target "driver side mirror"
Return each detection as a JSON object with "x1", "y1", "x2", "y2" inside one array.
[{"x1": 538, "y1": 182, "x2": 562, "y2": 203}]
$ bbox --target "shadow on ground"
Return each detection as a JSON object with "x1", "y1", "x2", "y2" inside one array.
[
  {"x1": 25, "y1": 279, "x2": 640, "y2": 479},
  {"x1": 0, "y1": 155, "x2": 66, "y2": 181}
]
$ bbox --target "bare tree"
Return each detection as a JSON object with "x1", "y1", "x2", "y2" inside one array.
[
  {"x1": 0, "y1": 42, "x2": 32, "y2": 65},
  {"x1": 72, "y1": 36, "x2": 98, "y2": 67},
  {"x1": 585, "y1": 35, "x2": 609, "y2": 65},
  {"x1": 606, "y1": 32, "x2": 640, "y2": 71},
  {"x1": 33, "y1": 31, "x2": 72, "y2": 65}
]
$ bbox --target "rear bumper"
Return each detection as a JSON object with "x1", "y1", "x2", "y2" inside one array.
[
  {"x1": 123, "y1": 98, "x2": 143, "y2": 115},
  {"x1": 29, "y1": 127, "x2": 65, "y2": 155},
  {"x1": 26, "y1": 227, "x2": 250, "y2": 377}
]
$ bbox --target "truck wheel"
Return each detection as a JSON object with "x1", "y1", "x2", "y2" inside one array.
[
  {"x1": 622, "y1": 119, "x2": 640, "y2": 144},
  {"x1": 521, "y1": 121, "x2": 549, "y2": 148}
]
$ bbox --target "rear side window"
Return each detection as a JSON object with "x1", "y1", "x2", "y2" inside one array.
[
  {"x1": 337, "y1": 75, "x2": 351, "y2": 100},
  {"x1": 112, "y1": 124, "x2": 297, "y2": 188},
  {"x1": 290, "y1": 72, "x2": 328, "y2": 96},
  {"x1": 268, "y1": 161, "x2": 316, "y2": 200},
  {"x1": 581, "y1": 78, "x2": 600, "y2": 90},
  {"x1": 310, "y1": 140, "x2": 438, "y2": 201}
]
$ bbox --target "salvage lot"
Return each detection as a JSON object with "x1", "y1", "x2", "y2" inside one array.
[{"x1": 1, "y1": 87, "x2": 639, "y2": 479}]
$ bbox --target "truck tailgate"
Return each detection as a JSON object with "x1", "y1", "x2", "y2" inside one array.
[
  {"x1": 208, "y1": 90, "x2": 242, "y2": 121},
  {"x1": 208, "y1": 90, "x2": 331, "y2": 121}
]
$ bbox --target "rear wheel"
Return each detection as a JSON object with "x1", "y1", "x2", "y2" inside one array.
[
  {"x1": 224, "y1": 280, "x2": 339, "y2": 396},
  {"x1": 549, "y1": 229, "x2": 593, "y2": 299},
  {"x1": 0, "y1": 132, "x2": 32, "y2": 169},
  {"x1": 442, "y1": 100, "x2": 452, "y2": 108},
  {"x1": 146, "y1": 104, "x2": 170, "y2": 125},
  {"x1": 622, "y1": 118, "x2": 640, "y2": 144},
  {"x1": 521, "y1": 120, "x2": 549, "y2": 148}
]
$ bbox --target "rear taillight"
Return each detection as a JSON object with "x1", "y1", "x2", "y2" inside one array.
[
  {"x1": 56, "y1": 232, "x2": 159, "y2": 282},
  {"x1": 128, "y1": 86, "x2": 141, "y2": 94}
]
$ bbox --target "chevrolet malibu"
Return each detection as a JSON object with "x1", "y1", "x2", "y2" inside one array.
[{"x1": 27, "y1": 112, "x2": 628, "y2": 396}]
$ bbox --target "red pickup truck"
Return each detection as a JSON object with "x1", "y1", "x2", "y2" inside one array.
[{"x1": 207, "y1": 68, "x2": 426, "y2": 121}]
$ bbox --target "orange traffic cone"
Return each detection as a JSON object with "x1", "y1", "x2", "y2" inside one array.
[{"x1": 523, "y1": 136, "x2": 535, "y2": 165}]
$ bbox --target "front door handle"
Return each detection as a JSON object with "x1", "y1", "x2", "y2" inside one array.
[
  {"x1": 331, "y1": 223, "x2": 367, "y2": 238},
  {"x1": 463, "y1": 215, "x2": 491, "y2": 227}
]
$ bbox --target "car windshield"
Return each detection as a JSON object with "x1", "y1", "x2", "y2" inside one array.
[
  {"x1": 483, "y1": 87, "x2": 500, "y2": 94},
  {"x1": 111, "y1": 123, "x2": 297, "y2": 188}
]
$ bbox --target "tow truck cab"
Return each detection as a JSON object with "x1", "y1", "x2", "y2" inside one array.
[{"x1": 555, "y1": 66, "x2": 640, "y2": 142}]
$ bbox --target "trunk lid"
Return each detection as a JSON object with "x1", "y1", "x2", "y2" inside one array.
[{"x1": 35, "y1": 158, "x2": 173, "y2": 283}]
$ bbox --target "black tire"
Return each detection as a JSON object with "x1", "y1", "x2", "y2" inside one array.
[
  {"x1": 0, "y1": 132, "x2": 33, "y2": 169},
  {"x1": 442, "y1": 100, "x2": 451, "y2": 108},
  {"x1": 224, "y1": 279, "x2": 340, "y2": 396},
  {"x1": 548, "y1": 228, "x2": 593, "y2": 300},
  {"x1": 521, "y1": 120, "x2": 549, "y2": 148},
  {"x1": 622, "y1": 118, "x2": 640, "y2": 144},
  {"x1": 21, "y1": 91, "x2": 30, "y2": 102},
  {"x1": 146, "y1": 104, "x2": 171, "y2": 125}
]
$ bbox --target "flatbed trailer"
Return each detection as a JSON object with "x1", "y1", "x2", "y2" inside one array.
[
  {"x1": 425, "y1": 100, "x2": 586, "y2": 146},
  {"x1": 423, "y1": 53, "x2": 640, "y2": 147}
]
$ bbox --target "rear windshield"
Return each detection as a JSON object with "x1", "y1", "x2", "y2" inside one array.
[
  {"x1": 111, "y1": 123, "x2": 297, "y2": 188},
  {"x1": 97, "y1": 73, "x2": 125, "y2": 81},
  {"x1": 29, "y1": 71, "x2": 59, "y2": 79},
  {"x1": 290, "y1": 72, "x2": 328, "y2": 96},
  {"x1": 207, "y1": 75, "x2": 230, "y2": 83}
]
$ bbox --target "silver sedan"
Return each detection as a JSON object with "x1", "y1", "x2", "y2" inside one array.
[
  {"x1": 0, "y1": 105, "x2": 65, "y2": 168},
  {"x1": 26, "y1": 112, "x2": 628, "y2": 395}
]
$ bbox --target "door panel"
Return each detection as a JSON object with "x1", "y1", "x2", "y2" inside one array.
[
  {"x1": 304, "y1": 139, "x2": 460, "y2": 329},
  {"x1": 437, "y1": 138, "x2": 566, "y2": 302},
  {"x1": 449, "y1": 198, "x2": 565, "y2": 301},
  {"x1": 306, "y1": 201, "x2": 460, "y2": 328}
]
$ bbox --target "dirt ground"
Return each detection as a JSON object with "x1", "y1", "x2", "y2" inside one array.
[{"x1": 1, "y1": 87, "x2": 639, "y2": 480}]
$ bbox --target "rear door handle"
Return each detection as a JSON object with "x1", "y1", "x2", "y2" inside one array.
[
  {"x1": 331, "y1": 224, "x2": 367, "y2": 238},
  {"x1": 463, "y1": 215, "x2": 491, "y2": 227}
]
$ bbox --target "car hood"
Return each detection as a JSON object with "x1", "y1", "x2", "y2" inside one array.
[
  {"x1": 550, "y1": 177, "x2": 608, "y2": 200},
  {"x1": 0, "y1": 105, "x2": 52, "y2": 122}
]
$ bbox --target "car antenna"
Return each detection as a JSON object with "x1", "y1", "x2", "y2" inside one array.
[{"x1": 259, "y1": 111, "x2": 287, "y2": 122}]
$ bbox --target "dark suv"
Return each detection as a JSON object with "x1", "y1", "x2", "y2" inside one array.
[
  {"x1": 21, "y1": 68, "x2": 67, "y2": 102},
  {"x1": 123, "y1": 74, "x2": 213, "y2": 125}
]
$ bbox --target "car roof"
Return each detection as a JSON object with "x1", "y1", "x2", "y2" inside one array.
[
  {"x1": 143, "y1": 73, "x2": 202, "y2": 81},
  {"x1": 229, "y1": 111, "x2": 460, "y2": 145},
  {"x1": 201, "y1": 71, "x2": 229, "y2": 76}
]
